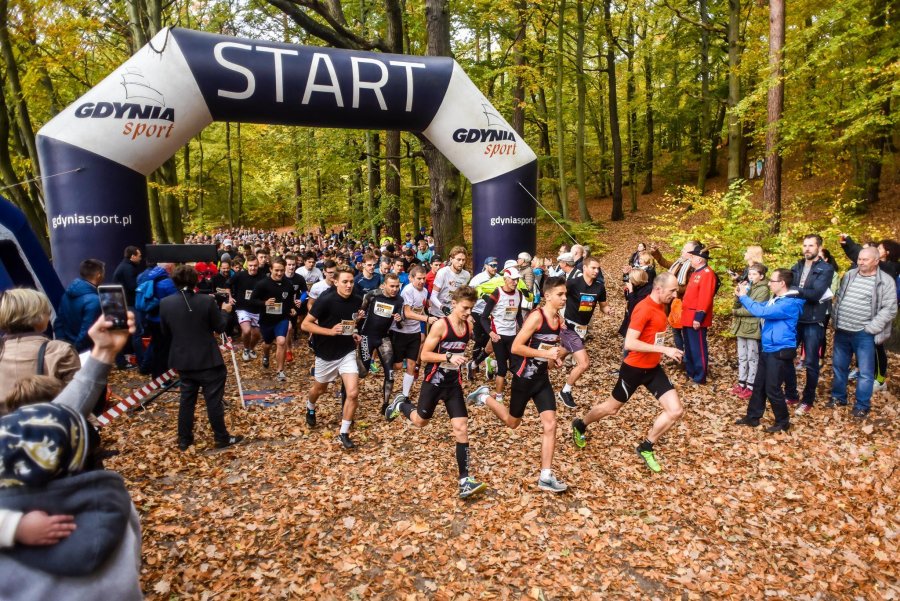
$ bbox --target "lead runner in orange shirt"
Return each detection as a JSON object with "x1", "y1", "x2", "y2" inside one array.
[{"x1": 570, "y1": 272, "x2": 685, "y2": 472}]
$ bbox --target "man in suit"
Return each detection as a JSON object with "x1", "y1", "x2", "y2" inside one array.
[{"x1": 160, "y1": 265, "x2": 243, "y2": 451}]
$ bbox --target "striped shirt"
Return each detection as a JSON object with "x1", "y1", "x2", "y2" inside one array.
[{"x1": 835, "y1": 274, "x2": 876, "y2": 332}]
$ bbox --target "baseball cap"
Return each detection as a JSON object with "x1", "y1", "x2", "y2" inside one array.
[
  {"x1": 503, "y1": 259, "x2": 518, "y2": 270},
  {"x1": 484, "y1": 256, "x2": 498, "y2": 266},
  {"x1": 557, "y1": 252, "x2": 575, "y2": 263},
  {"x1": 223, "y1": 239, "x2": 233, "y2": 247},
  {"x1": 503, "y1": 267, "x2": 522, "y2": 279},
  {"x1": 518, "y1": 252, "x2": 532, "y2": 262}
]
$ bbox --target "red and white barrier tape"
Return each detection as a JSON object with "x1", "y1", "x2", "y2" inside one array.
[
  {"x1": 96, "y1": 369, "x2": 178, "y2": 427},
  {"x1": 219, "y1": 337, "x2": 235, "y2": 351}
]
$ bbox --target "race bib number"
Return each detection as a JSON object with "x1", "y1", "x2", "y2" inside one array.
[
  {"x1": 266, "y1": 303, "x2": 283, "y2": 315},
  {"x1": 654, "y1": 332, "x2": 667, "y2": 346},
  {"x1": 440, "y1": 354, "x2": 463, "y2": 370},
  {"x1": 574, "y1": 324, "x2": 588, "y2": 339},
  {"x1": 503, "y1": 306, "x2": 518, "y2": 320},
  {"x1": 374, "y1": 301, "x2": 394, "y2": 318},
  {"x1": 340, "y1": 320, "x2": 356, "y2": 336},
  {"x1": 535, "y1": 342, "x2": 555, "y2": 363},
  {"x1": 244, "y1": 290, "x2": 252, "y2": 300}
]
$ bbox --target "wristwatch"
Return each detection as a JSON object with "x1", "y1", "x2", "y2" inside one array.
[{"x1": 446, "y1": 351, "x2": 453, "y2": 362}]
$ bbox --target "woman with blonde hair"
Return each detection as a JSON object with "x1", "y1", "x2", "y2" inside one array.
[{"x1": 0, "y1": 288, "x2": 80, "y2": 414}]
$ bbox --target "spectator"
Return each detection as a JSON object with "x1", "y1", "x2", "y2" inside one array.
[
  {"x1": 54, "y1": 259, "x2": 104, "y2": 353},
  {"x1": 627, "y1": 243, "x2": 647, "y2": 269},
  {"x1": 730, "y1": 245, "x2": 764, "y2": 283},
  {"x1": 0, "y1": 313, "x2": 141, "y2": 601},
  {"x1": 416, "y1": 239, "x2": 433, "y2": 264},
  {"x1": 136, "y1": 263, "x2": 177, "y2": 378},
  {"x1": 785, "y1": 234, "x2": 835, "y2": 415},
  {"x1": 160, "y1": 265, "x2": 242, "y2": 451},
  {"x1": 650, "y1": 240, "x2": 700, "y2": 290},
  {"x1": 619, "y1": 268, "x2": 653, "y2": 345},
  {"x1": 112, "y1": 246, "x2": 145, "y2": 368},
  {"x1": 733, "y1": 268, "x2": 804, "y2": 432},
  {"x1": 730, "y1": 263, "x2": 770, "y2": 399},
  {"x1": 680, "y1": 247, "x2": 718, "y2": 384},
  {"x1": 828, "y1": 247, "x2": 897, "y2": 417},
  {"x1": 0, "y1": 289, "x2": 80, "y2": 413}
]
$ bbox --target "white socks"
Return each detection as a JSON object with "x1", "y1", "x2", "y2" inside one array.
[
  {"x1": 307, "y1": 400, "x2": 315, "y2": 411},
  {"x1": 562, "y1": 383, "x2": 572, "y2": 394},
  {"x1": 540, "y1": 469, "x2": 553, "y2": 481},
  {"x1": 402, "y1": 373, "x2": 415, "y2": 396},
  {"x1": 340, "y1": 420, "x2": 352, "y2": 434}
]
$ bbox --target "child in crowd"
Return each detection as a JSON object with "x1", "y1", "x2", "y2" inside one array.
[{"x1": 731, "y1": 263, "x2": 770, "y2": 399}]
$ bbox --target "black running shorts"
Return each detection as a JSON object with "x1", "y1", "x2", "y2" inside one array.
[
  {"x1": 417, "y1": 381, "x2": 467, "y2": 420},
  {"x1": 509, "y1": 374, "x2": 557, "y2": 419},
  {"x1": 611, "y1": 363, "x2": 674, "y2": 403},
  {"x1": 391, "y1": 330, "x2": 422, "y2": 362}
]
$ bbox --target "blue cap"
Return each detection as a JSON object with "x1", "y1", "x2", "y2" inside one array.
[{"x1": 484, "y1": 256, "x2": 498, "y2": 265}]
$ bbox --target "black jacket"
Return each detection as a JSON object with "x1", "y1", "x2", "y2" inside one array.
[
  {"x1": 159, "y1": 290, "x2": 227, "y2": 371},
  {"x1": 790, "y1": 258, "x2": 835, "y2": 324},
  {"x1": 112, "y1": 259, "x2": 142, "y2": 306}
]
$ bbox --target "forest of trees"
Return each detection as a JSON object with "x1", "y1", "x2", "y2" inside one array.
[{"x1": 0, "y1": 0, "x2": 895, "y2": 254}]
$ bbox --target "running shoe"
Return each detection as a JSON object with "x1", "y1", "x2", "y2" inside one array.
[
  {"x1": 785, "y1": 397, "x2": 800, "y2": 406},
  {"x1": 733, "y1": 416, "x2": 760, "y2": 427},
  {"x1": 847, "y1": 368, "x2": 859, "y2": 381},
  {"x1": 571, "y1": 418, "x2": 587, "y2": 448},
  {"x1": 286, "y1": 350, "x2": 294, "y2": 362},
  {"x1": 485, "y1": 357, "x2": 497, "y2": 379},
  {"x1": 851, "y1": 408, "x2": 869, "y2": 419},
  {"x1": 306, "y1": 408, "x2": 316, "y2": 427},
  {"x1": 339, "y1": 433, "x2": 355, "y2": 449},
  {"x1": 765, "y1": 423, "x2": 790, "y2": 433},
  {"x1": 795, "y1": 403, "x2": 812, "y2": 416},
  {"x1": 458, "y1": 477, "x2": 487, "y2": 499},
  {"x1": 738, "y1": 387, "x2": 753, "y2": 400},
  {"x1": 637, "y1": 446, "x2": 662, "y2": 473},
  {"x1": 242, "y1": 349, "x2": 250, "y2": 361},
  {"x1": 465, "y1": 361, "x2": 476, "y2": 382},
  {"x1": 558, "y1": 390, "x2": 576, "y2": 409},
  {"x1": 249, "y1": 350, "x2": 258, "y2": 360},
  {"x1": 538, "y1": 473, "x2": 568, "y2": 493},
  {"x1": 262, "y1": 355, "x2": 270, "y2": 368},
  {"x1": 276, "y1": 371, "x2": 286, "y2": 382},
  {"x1": 214, "y1": 435, "x2": 245, "y2": 449},
  {"x1": 466, "y1": 385, "x2": 490, "y2": 407},
  {"x1": 824, "y1": 398, "x2": 847, "y2": 408},
  {"x1": 385, "y1": 395, "x2": 406, "y2": 421},
  {"x1": 730, "y1": 384, "x2": 743, "y2": 395},
  {"x1": 872, "y1": 380, "x2": 886, "y2": 394}
]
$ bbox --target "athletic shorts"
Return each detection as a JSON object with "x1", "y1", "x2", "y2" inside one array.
[
  {"x1": 416, "y1": 381, "x2": 467, "y2": 420},
  {"x1": 391, "y1": 331, "x2": 422, "y2": 362},
  {"x1": 492, "y1": 334, "x2": 517, "y2": 377},
  {"x1": 509, "y1": 374, "x2": 557, "y2": 419},
  {"x1": 472, "y1": 317, "x2": 490, "y2": 349},
  {"x1": 611, "y1": 363, "x2": 674, "y2": 403},
  {"x1": 260, "y1": 319, "x2": 290, "y2": 344},
  {"x1": 314, "y1": 351, "x2": 359, "y2": 384},
  {"x1": 236, "y1": 310, "x2": 259, "y2": 328},
  {"x1": 560, "y1": 327, "x2": 585, "y2": 353}
]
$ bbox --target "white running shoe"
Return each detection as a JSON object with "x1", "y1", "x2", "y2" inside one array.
[{"x1": 538, "y1": 473, "x2": 568, "y2": 493}]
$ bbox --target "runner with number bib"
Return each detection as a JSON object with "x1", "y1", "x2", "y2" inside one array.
[
  {"x1": 388, "y1": 265, "x2": 437, "y2": 409},
  {"x1": 356, "y1": 273, "x2": 404, "y2": 414},
  {"x1": 467, "y1": 276, "x2": 569, "y2": 493},
  {"x1": 571, "y1": 273, "x2": 685, "y2": 473}
]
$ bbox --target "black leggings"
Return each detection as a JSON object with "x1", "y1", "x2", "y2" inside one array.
[{"x1": 493, "y1": 334, "x2": 517, "y2": 377}]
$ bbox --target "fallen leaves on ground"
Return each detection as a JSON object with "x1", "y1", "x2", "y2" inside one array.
[{"x1": 103, "y1": 200, "x2": 898, "y2": 599}]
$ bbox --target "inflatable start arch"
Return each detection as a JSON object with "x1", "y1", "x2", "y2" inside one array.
[{"x1": 36, "y1": 28, "x2": 537, "y2": 284}]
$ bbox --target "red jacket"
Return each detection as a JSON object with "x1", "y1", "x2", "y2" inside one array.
[{"x1": 680, "y1": 265, "x2": 717, "y2": 328}]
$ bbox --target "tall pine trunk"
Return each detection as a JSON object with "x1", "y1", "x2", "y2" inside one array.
[{"x1": 764, "y1": 0, "x2": 785, "y2": 233}]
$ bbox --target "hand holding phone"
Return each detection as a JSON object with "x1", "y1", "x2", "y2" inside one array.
[{"x1": 98, "y1": 285, "x2": 129, "y2": 330}]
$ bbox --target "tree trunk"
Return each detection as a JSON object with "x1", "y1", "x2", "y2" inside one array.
[
  {"x1": 554, "y1": 0, "x2": 569, "y2": 219},
  {"x1": 160, "y1": 158, "x2": 183, "y2": 242},
  {"x1": 148, "y1": 173, "x2": 167, "y2": 243},
  {"x1": 384, "y1": 0, "x2": 403, "y2": 241},
  {"x1": 859, "y1": 0, "x2": 889, "y2": 205},
  {"x1": 408, "y1": 142, "x2": 422, "y2": 232},
  {"x1": 366, "y1": 132, "x2": 382, "y2": 241},
  {"x1": 197, "y1": 133, "x2": 204, "y2": 214},
  {"x1": 605, "y1": 0, "x2": 624, "y2": 221},
  {"x1": 423, "y1": 0, "x2": 463, "y2": 255},
  {"x1": 642, "y1": 21, "x2": 654, "y2": 195},
  {"x1": 625, "y1": 15, "x2": 639, "y2": 212},
  {"x1": 236, "y1": 122, "x2": 243, "y2": 225},
  {"x1": 764, "y1": 0, "x2": 785, "y2": 234},
  {"x1": 574, "y1": 0, "x2": 590, "y2": 221},
  {"x1": 696, "y1": 0, "x2": 711, "y2": 193},
  {"x1": 182, "y1": 142, "x2": 191, "y2": 215},
  {"x1": 511, "y1": 0, "x2": 527, "y2": 135},
  {"x1": 226, "y1": 122, "x2": 234, "y2": 227},
  {"x1": 707, "y1": 100, "x2": 726, "y2": 178},
  {"x1": 727, "y1": 0, "x2": 742, "y2": 182}
]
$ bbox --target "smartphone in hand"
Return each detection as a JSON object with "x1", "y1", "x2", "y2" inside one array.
[{"x1": 98, "y1": 284, "x2": 129, "y2": 330}]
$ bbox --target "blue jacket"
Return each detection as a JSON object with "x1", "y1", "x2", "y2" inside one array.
[
  {"x1": 136, "y1": 266, "x2": 177, "y2": 323},
  {"x1": 53, "y1": 279, "x2": 101, "y2": 351},
  {"x1": 790, "y1": 258, "x2": 835, "y2": 323},
  {"x1": 739, "y1": 290, "x2": 804, "y2": 353}
]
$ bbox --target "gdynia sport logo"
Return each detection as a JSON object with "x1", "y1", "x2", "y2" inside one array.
[
  {"x1": 73, "y1": 68, "x2": 176, "y2": 141},
  {"x1": 451, "y1": 104, "x2": 518, "y2": 158}
]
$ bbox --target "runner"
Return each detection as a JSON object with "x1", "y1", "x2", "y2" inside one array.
[
  {"x1": 307, "y1": 260, "x2": 336, "y2": 311},
  {"x1": 298, "y1": 252, "x2": 324, "y2": 287},
  {"x1": 354, "y1": 253, "x2": 383, "y2": 296},
  {"x1": 300, "y1": 266, "x2": 363, "y2": 449},
  {"x1": 467, "y1": 276, "x2": 569, "y2": 493},
  {"x1": 385, "y1": 286, "x2": 487, "y2": 499},
  {"x1": 571, "y1": 273, "x2": 685, "y2": 473},
  {"x1": 559, "y1": 256, "x2": 609, "y2": 408},
  {"x1": 429, "y1": 246, "x2": 471, "y2": 318},
  {"x1": 477, "y1": 267, "x2": 524, "y2": 404},
  {"x1": 466, "y1": 256, "x2": 500, "y2": 378},
  {"x1": 284, "y1": 253, "x2": 308, "y2": 360},
  {"x1": 388, "y1": 265, "x2": 436, "y2": 408},
  {"x1": 356, "y1": 273, "x2": 404, "y2": 413},
  {"x1": 230, "y1": 256, "x2": 264, "y2": 361},
  {"x1": 250, "y1": 257, "x2": 295, "y2": 382}
]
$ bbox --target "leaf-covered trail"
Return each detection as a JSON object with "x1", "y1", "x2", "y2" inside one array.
[{"x1": 107, "y1": 197, "x2": 898, "y2": 599}]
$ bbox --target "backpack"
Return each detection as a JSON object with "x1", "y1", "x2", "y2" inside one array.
[{"x1": 135, "y1": 278, "x2": 159, "y2": 315}]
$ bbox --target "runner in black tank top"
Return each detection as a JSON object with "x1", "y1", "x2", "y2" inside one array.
[
  {"x1": 385, "y1": 286, "x2": 488, "y2": 500},
  {"x1": 467, "y1": 276, "x2": 570, "y2": 494}
]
